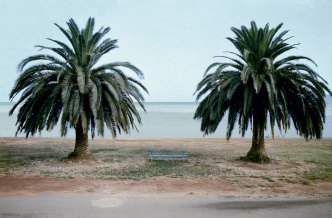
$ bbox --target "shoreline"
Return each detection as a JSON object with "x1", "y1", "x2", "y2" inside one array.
[{"x1": 1, "y1": 137, "x2": 332, "y2": 140}]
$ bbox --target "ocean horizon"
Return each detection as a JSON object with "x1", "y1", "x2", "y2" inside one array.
[{"x1": 1, "y1": 97, "x2": 331, "y2": 139}]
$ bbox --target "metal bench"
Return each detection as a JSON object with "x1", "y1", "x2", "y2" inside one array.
[{"x1": 149, "y1": 150, "x2": 188, "y2": 162}]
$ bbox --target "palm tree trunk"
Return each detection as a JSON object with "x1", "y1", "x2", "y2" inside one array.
[
  {"x1": 68, "y1": 117, "x2": 91, "y2": 160},
  {"x1": 246, "y1": 125, "x2": 270, "y2": 163}
]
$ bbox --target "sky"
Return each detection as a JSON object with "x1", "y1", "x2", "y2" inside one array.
[{"x1": 0, "y1": 0, "x2": 331, "y2": 102}]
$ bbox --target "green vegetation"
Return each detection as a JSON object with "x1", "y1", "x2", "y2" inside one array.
[
  {"x1": 0, "y1": 138, "x2": 331, "y2": 187},
  {"x1": 194, "y1": 21, "x2": 331, "y2": 163},
  {"x1": 9, "y1": 17, "x2": 147, "y2": 160}
]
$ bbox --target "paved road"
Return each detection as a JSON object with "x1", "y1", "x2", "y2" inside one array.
[{"x1": 0, "y1": 196, "x2": 331, "y2": 218}]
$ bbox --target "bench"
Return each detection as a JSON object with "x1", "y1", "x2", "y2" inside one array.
[{"x1": 149, "y1": 150, "x2": 188, "y2": 162}]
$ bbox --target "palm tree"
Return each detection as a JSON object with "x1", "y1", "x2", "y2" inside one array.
[
  {"x1": 9, "y1": 18, "x2": 148, "y2": 160},
  {"x1": 194, "y1": 21, "x2": 331, "y2": 163}
]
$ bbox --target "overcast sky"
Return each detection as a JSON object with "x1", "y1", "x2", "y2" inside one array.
[{"x1": 1, "y1": 0, "x2": 331, "y2": 102}]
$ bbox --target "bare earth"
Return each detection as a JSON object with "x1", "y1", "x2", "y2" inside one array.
[
  {"x1": 0, "y1": 137, "x2": 331, "y2": 199},
  {"x1": 0, "y1": 175, "x2": 331, "y2": 199}
]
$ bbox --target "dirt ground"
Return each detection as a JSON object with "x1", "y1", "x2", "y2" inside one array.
[
  {"x1": 0, "y1": 175, "x2": 331, "y2": 199},
  {"x1": 0, "y1": 137, "x2": 331, "y2": 198}
]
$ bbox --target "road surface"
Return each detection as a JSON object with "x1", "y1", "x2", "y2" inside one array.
[{"x1": 0, "y1": 196, "x2": 331, "y2": 218}]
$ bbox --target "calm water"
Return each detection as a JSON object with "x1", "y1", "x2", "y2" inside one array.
[{"x1": 0, "y1": 98, "x2": 331, "y2": 138}]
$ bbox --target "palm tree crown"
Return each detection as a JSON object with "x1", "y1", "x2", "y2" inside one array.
[
  {"x1": 10, "y1": 18, "x2": 148, "y2": 140},
  {"x1": 194, "y1": 21, "x2": 331, "y2": 162}
]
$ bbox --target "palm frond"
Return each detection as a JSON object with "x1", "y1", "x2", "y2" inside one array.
[
  {"x1": 194, "y1": 21, "x2": 331, "y2": 140},
  {"x1": 10, "y1": 17, "x2": 147, "y2": 139}
]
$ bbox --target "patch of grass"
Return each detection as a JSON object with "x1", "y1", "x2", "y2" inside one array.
[
  {"x1": 190, "y1": 153, "x2": 204, "y2": 157},
  {"x1": 82, "y1": 160, "x2": 222, "y2": 180},
  {"x1": 0, "y1": 138, "x2": 331, "y2": 185},
  {"x1": 40, "y1": 170, "x2": 56, "y2": 176},
  {"x1": 61, "y1": 175, "x2": 75, "y2": 179},
  {"x1": 285, "y1": 178, "x2": 297, "y2": 184},
  {"x1": 222, "y1": 168, "x2": 233, "y2": 173},
  {"x1": 242, "y1": 184, "x2": 256, "y2": 188},
  {"x1": 0, "y1": 145, "x2": 68, "y2": 174},
  {"x1": 301, "y1": 180, "x2": 311, "y2": 185},
  {"x1": 97, "y1": 148, "x2": 150, "y2": 163},
  {"x1": 91, "y1": 148, "x2": 118, "y2": 154},
  {"x1": 0, "y1": 159, "x2": 31, "y2": 170},
  {"x1": 262, "y1": 176, "x2": 275, "y2": 182}
]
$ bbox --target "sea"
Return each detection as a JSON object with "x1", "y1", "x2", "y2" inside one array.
[{"x1": 0, "y1": 97, "x2": 331, "y2": 138}]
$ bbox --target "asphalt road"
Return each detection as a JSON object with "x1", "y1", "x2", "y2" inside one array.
[{"x1": 0, "y1": 196, "x2": 331, "y2": 218}]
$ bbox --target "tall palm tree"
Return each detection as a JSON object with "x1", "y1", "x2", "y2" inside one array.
[
  {"x1": 9, "y1": 18, "x2": 148, "y2": 160},
  {"x1": 194, "y1": 21, "x2": 331, "y2": 163}
]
